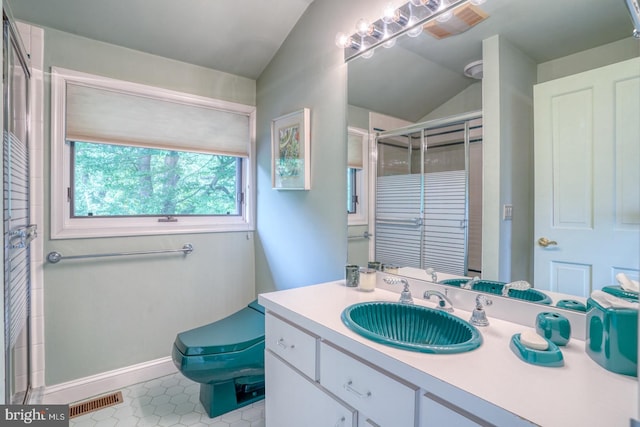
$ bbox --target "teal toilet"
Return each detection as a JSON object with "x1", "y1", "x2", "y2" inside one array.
[{"x1": 172, "y1": 300, "x2": 265, "y2": 417}]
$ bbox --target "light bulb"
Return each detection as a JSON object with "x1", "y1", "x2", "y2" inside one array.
[
  {"x1": 406, "y1": 16, "x2": 423, "y2": 37},
  {"x1": 335, "y1": 32, "x2": 350, "y2": 49},
  {"x1": 382, "y1": 3, "x2": 397, "y2": 24},
  {"x1": 358, "y1": 39, "x2": 375, "y2": 59},
  {"x1": 382, "y1": 24, "x2": 396, "y2": 48},
  {"x1": 436, "y1": 11, "x2": 453, "y2": 22},
  {"x1": 356, "y1": 18, "x2": 370, "y2": 37},
  {"x1": 436, "y1": 1, "x2": 453, "y2": 22},
  {"x1": 361, "y1": 49, "x2": 375, "y2": 59},
  {"x1": 425, "y1": 0, "x2": 442, "y2": 12}
]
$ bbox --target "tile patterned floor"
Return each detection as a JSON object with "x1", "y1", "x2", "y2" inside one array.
[{"x1": 69, "y1": 373, "x2": 265, "y2": 427}]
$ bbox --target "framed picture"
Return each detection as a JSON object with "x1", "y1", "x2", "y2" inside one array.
[{"x1": 271, "y1": 108, "x2": 311, "y2": 190}]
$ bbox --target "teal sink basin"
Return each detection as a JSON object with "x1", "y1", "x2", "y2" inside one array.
[
  {"x1": 439, "y1": 279, "x2": 552, "y2": 305},
  {"x1": 341, "y1": 301, "x2": 482, "y2": 354}
]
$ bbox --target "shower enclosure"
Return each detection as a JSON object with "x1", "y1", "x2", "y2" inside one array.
[
  {"x1": 3, "y1": 10, "x2": 34, "y2": 404},
  {"x1": 374, "y1": 112, "x2": 482, "y2": 276}
]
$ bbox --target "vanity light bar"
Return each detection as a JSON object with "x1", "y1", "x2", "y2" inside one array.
[{"x1": 338, "y1": 0, "x2": 477, "y2": 62}]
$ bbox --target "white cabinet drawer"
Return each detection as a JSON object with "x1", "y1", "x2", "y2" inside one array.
[
  {"x1": 266, "y1": 351, "x2": 356, "y2": 427},
  {"x1": 420, "y1": 393, "x2": 491, "y2": 427},
  {"x1": 265, "y1": 313, "x2": 317, "y2": 380},
  {"x1": 320, "y1": 341, "x2": 417, "y2": 427}
]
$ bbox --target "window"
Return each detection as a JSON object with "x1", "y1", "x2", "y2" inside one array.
[
  {"x1": 347, "y1": 127, "x2": 369, "y2": 225},
  {"x1": 71, "y1": 142, "x2": 242, "y2": 217},
  {"x1": 51, "y1": 67, "x2": 255, "y2": 238},
  {"x1": 347, "y1": 167, "x2": 358, "y2": 214}
]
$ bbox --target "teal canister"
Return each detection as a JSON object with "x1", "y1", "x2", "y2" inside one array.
[
  {"x1": 585, "y1": 297, "x2": 638, "y2": 377},
  {"x1": 535, "y1": 312, "x2": 571, "y2": 346}
]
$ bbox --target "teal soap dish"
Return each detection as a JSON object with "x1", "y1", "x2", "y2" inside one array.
[
  {"x1": 509, "y1": 333, "x2": 564, "y2": 367},
  {"x1": 556, "y1": 299, "x2": 587, "y2": 312}
]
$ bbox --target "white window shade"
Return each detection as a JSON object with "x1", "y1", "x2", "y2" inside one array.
[
  {"x1": 66, "y1": 83, "x2": 251, "y2": 157},
  {"x1": 347, "y1": 130, "x2": 364, "y2": 169}
]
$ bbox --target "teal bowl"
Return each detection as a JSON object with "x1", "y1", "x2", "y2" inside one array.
[
  {"x1": 341, "y1": 301, "x2": 482, "y2": 354},
  {"x1": 438, "y1": 279, "x2": 552, "y2": 305}
]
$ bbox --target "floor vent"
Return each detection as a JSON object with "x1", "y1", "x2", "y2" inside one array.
[{"x1": 69, "y1": 391, "x2": 123, "y2": 418}]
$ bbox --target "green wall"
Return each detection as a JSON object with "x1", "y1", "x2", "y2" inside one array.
[
  {"x1": 254, "y1": 0, "x2": 358, "y2": 293},
  {"x1": 40, "y1": 27, "x2": 257, "y2": 385},
  {"x1": 481, "y1": 35, "x2": 536, "y2": 283}
]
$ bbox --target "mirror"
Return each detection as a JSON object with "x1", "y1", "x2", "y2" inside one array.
[{"x1": 347, "y1": 0, "x2": 640, "y2": 308}]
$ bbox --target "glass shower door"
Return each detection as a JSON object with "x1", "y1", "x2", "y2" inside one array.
[
  {"x1": 3, "y1": 11, "x2": 33, "y2": 404},
  {"x1": 373, "y1": 114, "x2": 482, "y2": 276}
]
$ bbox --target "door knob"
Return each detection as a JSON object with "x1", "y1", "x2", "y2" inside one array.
[{"x1": 538, "y1": 237, "x2": 558, "y2": 247}]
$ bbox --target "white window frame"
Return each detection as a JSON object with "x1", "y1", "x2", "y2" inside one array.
[
  {"x1": 50, "y1": 67, "x2": 256, "y2": 239},
  {"x1": 347, "y1": 126, "x2": 369, "y2": 226}
]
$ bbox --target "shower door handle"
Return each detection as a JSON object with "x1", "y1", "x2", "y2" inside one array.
[{"x1": 8, "y1": 224, "x2": 37, "y2": 249}]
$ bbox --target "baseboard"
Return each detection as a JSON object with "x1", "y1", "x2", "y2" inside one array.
[{"x1": 43, "y1": 357, "x2": 178, "y2": 404}]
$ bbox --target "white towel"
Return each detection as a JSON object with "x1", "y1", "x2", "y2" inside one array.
[
  {"x1": 615, "y1": 272, "x2": 640, "y2": 292},
  {"x1": 591, "y1": 290, "x2": 638, "y2": 310}
]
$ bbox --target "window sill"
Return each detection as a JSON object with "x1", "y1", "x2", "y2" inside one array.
[{"x1": 50, "y1": 216, "x2": 253, "y2": 239}]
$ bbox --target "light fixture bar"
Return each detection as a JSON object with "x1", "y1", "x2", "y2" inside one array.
[{"x1": 342, "y1": 0, "x2": 471, "y2": 62}]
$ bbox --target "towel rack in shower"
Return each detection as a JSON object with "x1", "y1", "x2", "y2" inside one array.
[
  {"x1": 47, "y1": 243, "x2": 194, "y2": 263},
  {"x1": 347, "y1": 231, "x2": 373, "y2": 240}
]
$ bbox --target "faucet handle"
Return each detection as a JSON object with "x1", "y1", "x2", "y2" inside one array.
[
  {"x1": 425, "y1": 267, "x2": 438, "y2": 282},
  {"x1": 383, "y1": 277, "x2": 414, "y2": 304},
  {"x1": 475, "y1": 294, "x2": 492, "y2": 308},
  {"x1": 470, "y1": 294, "x2": 492, "y2": 327},
  {"x1": 462, "y1": 276, "x2": 480, "y2": 289},
  {"x1": 502, "y1": 280, "x2": 531, "y2": 296}
]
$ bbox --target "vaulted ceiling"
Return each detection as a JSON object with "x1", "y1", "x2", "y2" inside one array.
[
  {"x1": 7, "y1": 0, "x2": 638, "y2": 121},
  {"x1": 7, "y1": 0, "x2": 315, "y2": 80}
]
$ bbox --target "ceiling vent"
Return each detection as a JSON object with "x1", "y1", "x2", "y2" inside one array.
[
  {"x1": 463, "y1": 60, "x2": 484, "y2": 79},
  {"x1": 423, "y1": 4, "x2": 489, "y2": 39}
]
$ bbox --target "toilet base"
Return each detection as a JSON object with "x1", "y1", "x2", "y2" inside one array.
[{"x1": 200, "y1": 375, "x2": 265, "y2": 418}]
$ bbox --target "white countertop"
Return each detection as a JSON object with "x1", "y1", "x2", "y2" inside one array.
[{"x1": 259, "y1": 281, "x2": 638, "y2": 427}]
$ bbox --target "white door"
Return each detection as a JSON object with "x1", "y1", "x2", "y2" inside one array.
[{"x1": 534, "y1": 57, "x2": 640, "y2": 297}]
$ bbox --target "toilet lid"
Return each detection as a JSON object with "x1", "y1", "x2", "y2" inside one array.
[{"x1": 175, "y1": 304, "x2": 265, "y2": 356}]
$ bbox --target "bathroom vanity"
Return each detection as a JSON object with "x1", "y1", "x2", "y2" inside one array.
[{"x1": 259, "y1": 281, "x2": 637, "y2": 426}]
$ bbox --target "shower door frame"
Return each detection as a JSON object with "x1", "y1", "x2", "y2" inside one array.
[
  {"x1": 3, "y1": 9, "x2": 33, "y2": 404},
  {"x1": 372, "y1": 110, "x2": 482, "y2": 275}
]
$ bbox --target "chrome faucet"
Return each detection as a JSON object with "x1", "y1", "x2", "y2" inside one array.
[
  {"x1": 423, "y1": 290, "x2": 454, "y2": 312},
  {"x1": 425, "y1": 267, "x2": 438, "y2": 283},
  {"x1": 383, "y1": 277, "x2": 414, "y2": 304},
  {"x1": 470, "y1": 294, "x2": 493, "y2": 327},
  {"x1": 462, "y1": 276, "x2": 479, "y2": 290},
  {"x1": 501, "y1": 280, "x2": 531, "y2": 297}
]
